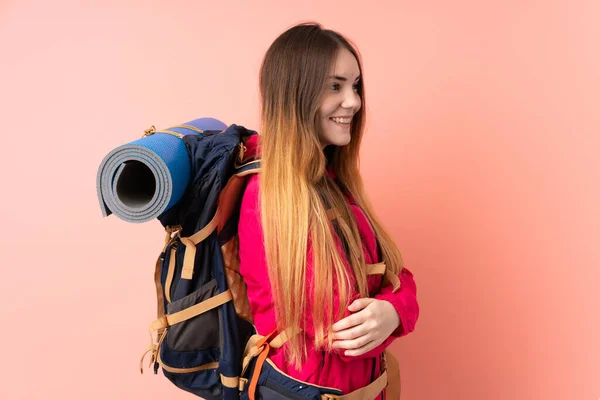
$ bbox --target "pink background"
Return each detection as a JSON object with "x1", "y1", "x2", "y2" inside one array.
[{"x1": 1, "y1": 0, "x2": 598, "y2": 399}]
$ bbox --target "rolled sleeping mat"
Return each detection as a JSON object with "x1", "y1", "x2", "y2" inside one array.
[{"x1": 97, "y1": 117, "x2": 228, "y2": 223}]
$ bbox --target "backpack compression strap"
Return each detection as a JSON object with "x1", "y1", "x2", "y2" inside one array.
[
  {"x1": 365, "y1": 262, "x2": 401, "y2": 293},
  {"x1": 140, "y1": 224, "x2": 183, "y2": 373},
  {"x1": 179, "y1": 207, "x2": 221, "y2": 280}
]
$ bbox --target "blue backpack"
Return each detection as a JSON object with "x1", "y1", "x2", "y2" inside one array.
[{"x1": 137, "y1": 123, "x2": 261, "y2": 400}]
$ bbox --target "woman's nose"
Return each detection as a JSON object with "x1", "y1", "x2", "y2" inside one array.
[{"x1": 342, "y1": 90, "x2": 361, "y2": 110}]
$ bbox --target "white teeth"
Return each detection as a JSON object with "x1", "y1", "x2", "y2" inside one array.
[{"x1": 330, "y1": 117, "x2": 352, "y2": 124}]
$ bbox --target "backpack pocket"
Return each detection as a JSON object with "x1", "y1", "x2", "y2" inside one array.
[
  {"x1": 165, "y1": 278, "x2": 221, "y2": 351},
  {"x1": 158, "y1": 279, "x2": 225, "y2": 400}
]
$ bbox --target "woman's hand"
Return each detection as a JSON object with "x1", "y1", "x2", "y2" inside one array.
[{"x1": 331, "y1": 298, "x2": 400, "y2": 357}]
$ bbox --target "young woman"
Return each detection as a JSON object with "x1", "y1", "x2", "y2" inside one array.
[{"x1": 238, "y1": 22, "x2": 419, "y2": 399}]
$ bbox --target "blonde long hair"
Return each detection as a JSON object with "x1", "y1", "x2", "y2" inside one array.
[{"x1": 258, "y1": 22, "x2": 404, "y2": 369}]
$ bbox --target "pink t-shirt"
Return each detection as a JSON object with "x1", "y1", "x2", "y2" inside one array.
[{"x1": 237, "y1": 169, "x2": 419, "y2": 395}]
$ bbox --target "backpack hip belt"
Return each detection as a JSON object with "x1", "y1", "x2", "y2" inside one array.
[{"x1": 241, "y1": 329, "x2": 394, "y2": 400}]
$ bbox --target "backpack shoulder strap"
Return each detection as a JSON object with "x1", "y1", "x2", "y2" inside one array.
[{"x1": 235, "y1": 159, "x2": 261, "y2": 176}]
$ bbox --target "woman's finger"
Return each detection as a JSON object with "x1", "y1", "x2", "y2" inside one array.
[
  {"x1": 348, "y1": 297, "x2": 376, "y2": 312},
  {"x1": 331, "y1": 310, "x2": 368, "y2": 332},
  {"x1": 332, "y1": 322, "x2": 370, "y2": 341},
  {"x1": 343, "y1": 339, "x2": 379, "y2": 357},
  {"x1": 331, "y1": 332, "x2": 372, "y2": 350}
]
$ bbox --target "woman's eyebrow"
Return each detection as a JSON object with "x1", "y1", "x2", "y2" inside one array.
[{"x1": 328, "y1": 75, "x2": 361, "y2": 82}]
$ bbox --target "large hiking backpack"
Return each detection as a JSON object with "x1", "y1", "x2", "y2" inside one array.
[
  {"x1": 138, "y1": 123, "x2": 261, "y2": 400},
  {"x1": 100, "y1": 120, "x2": 402, "y2": 400}
]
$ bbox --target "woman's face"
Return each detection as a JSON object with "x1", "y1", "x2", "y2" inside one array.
[{"x1": 316, "y1": 47, "x2": 362, "y2": 150}]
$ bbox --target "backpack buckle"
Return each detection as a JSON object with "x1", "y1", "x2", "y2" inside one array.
[
  {"x1": 166, "y1": 225, "x2": 182, "y2": 235},
  {"x1": 164, "y1": 225, "x2": 182, "y2": 244},
  {"x1": 143, "y1": 125, "x2": 156, "y2": 137}
]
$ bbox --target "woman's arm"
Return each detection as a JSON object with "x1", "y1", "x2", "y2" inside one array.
[{"x1": 331, "y1": 267, "x2": 419, "y2": 359}]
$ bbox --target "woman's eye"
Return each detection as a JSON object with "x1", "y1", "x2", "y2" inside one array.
[{"x1": 329, "y1": 83, "x2": 359, "y2": 92}]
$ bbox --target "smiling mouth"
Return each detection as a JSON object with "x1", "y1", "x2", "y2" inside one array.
[{"x1": 329, "y1": 117, "x2": 352, "y2": 126}]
